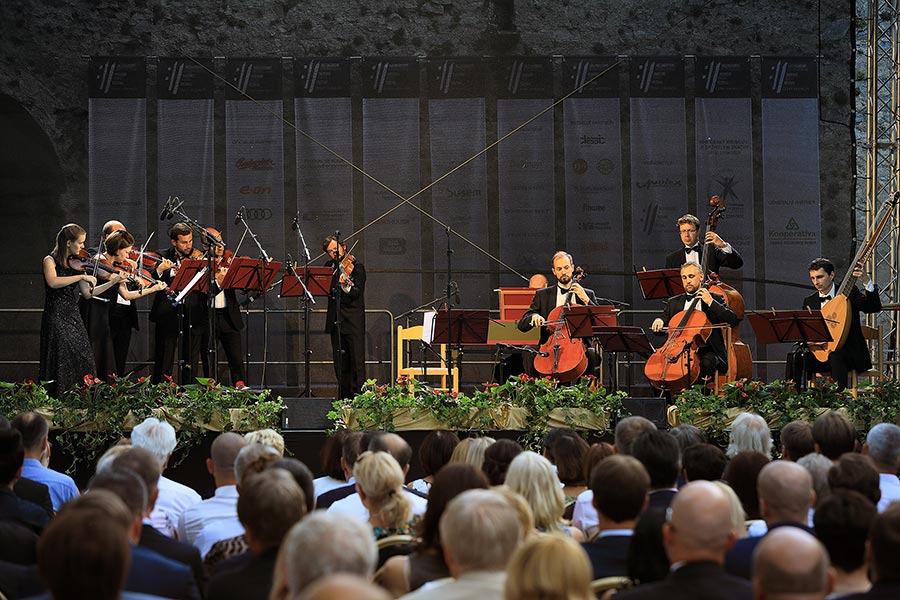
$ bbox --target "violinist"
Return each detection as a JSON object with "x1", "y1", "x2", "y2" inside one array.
[
  {"x1": 650, "y1": 262, "x2": 739, "y2": 385},
  {"x1": 517, "y1": 251, "x2": 600, "y2": 377},
  {"x1": 149, "y1": 222, "x2": 207, "y2": 384},
  {"x1": 323, "y1": 235, "x2": 366, "y2": 400},
  {"x1": 202, "y1": 227, "x2": 247, "y2": 389},
  {"x1": 665, "y1": 214, "x2": 743, "y2": 273}
]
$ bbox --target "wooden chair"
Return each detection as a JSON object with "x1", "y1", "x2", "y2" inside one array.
[
  {"x1": 396, "y1": 325, "x2": 458, "y2": 392},
  {"x1": 849, "y1": 324, "x2": 883, "y2": 397},
  {"x1": 590, "y1": 576, "x2": 633, "y2": 596}
]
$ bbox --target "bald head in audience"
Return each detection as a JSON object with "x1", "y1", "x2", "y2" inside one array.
[
  {"x1": 663, "y1": 480, "x2": 739, "y2": 564},
  {"x1": 752, "y1": 528, "x2": 832, "y2": 600},
  {"x1": 209, "y1": 432, "x2": 246, "y2": 486},
  {"x1": 758, "y1": 461, "x2": 814, "y2": 525},
  {"x1": 368, "y1": 432, "x2": 413, "y2": 474}
]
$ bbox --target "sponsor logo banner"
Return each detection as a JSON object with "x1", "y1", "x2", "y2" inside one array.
[
  {"x1": 695, "y1": 57, "x2": 751, "y2": 98},
  {"x1": 761, "y1": 57, "x2": 817, "y2": 98},
  {"x1": 89, "y1": 57, "x2": 146, "y2": 98},
  {"x1": 362, "y1": 58, "x2": 419, "y2": 98},
  {"x1": 225, "y1": 58, "x2": 282, "y2": 101},
  {"x1": 496, "y1": 57, "x2": 553, "y2": 99},
  {"x1": 629, "y1": 57, "x2": 684, "y2": 98},
  {"x1": 157, "y1": 58, "x2": 213, "y2": 100},
  {"x1": 295, "y1": 57, "x2": 351, "y2": 98},
  {"x1": 562, "y1": 56, "x2": 619, "y2": 98},
  {"x1": 427, "y1": 58, "x2": 484, "y2": 98}
]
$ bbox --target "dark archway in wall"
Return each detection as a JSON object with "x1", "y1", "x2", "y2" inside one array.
[{"x1": 0, "y1": 93, "x2": 68, "y2": 381}]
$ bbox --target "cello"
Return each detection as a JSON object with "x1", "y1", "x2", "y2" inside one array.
[{"x1": 532, "y1": 267, "x2": 589, "y2": 382}]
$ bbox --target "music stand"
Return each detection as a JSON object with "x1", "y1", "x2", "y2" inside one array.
[
  {"x1": 221, "y1": 257, "x2": 282, "y2": 293},
  {"x1": 592, "y1": 326, "x2": 655, "y2": 393},
  {"x1": 280, "y1": 266, "x2": 332, "y2": 298},
  {"x1": 636, "y1": 268, "x2": 684, "y2": 300},
  {"x1": 432, "y1": 309, "x2": 491, "y2": 381},
  {"x1": 170, "y1": 259, "x2": 210, "y2": 300},
  {"x1": 747, "y1": 310, "x2": 833, "y2": 391}
]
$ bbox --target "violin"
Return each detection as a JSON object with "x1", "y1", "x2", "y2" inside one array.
[
  {"x1": 128, "y1": 248, "x2": 165, "y2": 270},
  {"x1": 338, "y1": 251, "x2": 355, "y2": 284},
  {"x1": 69, "y1": 250, "x2": 124, "y2": 281},
  {"x1": 532, "y1": 266, "x2": 589, "y2": 383}
]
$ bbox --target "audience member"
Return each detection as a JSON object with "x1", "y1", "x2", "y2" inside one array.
[
  {"x1": 780, "y1": 420, "x2": 815, "y2": 461},
  {"x1": 726, "y1": 412, "x2": 772, "y2": 459},
  {"x1": 0, "y1": 428, "x2": 49, "y2": 533},
  {"x1": 571, "y1": 441, "x2": 614, "y2": 538},
  {"x1": 207, "y1": 469, "x2": 306, "y2": 600},
  {"x1": 505, "y1": 451, "x2": 584, "y2": 540},
  {"x1": 683, "y1": 443, "x2": 727, "y2": 482},
  {"x1": 408, "y1": 429, "x2": 459, "y2": 495},
  {"x1": 269, "y1": 457, "x2": 316, "y2": 513},
  {"x1": 543, "y1": 429, "x2": 590, "y2": 515},
  {"x1": 296, "y1": 573, "x2": 390, "y2": 600},
  {"x1": 813, "y1": 412, "x2": 856, "y2": 460},
  {"x1": 95, "y1": 440, "x2": 133, "y2": 473},
  {"x1": 10, "y1": 412, "x2": 79, "y2": 510},
  {"x1": 0, "y1": 415, "x2": 53, "y2": 518},
  {"x1": 378, "y1": 464, "x2": 490, "y2": 596},
  {"x1": 630, "y1": 429, "x2": 681, "y2": 512},
  {"x1": 177, "y1": 432, "x2": 247, "y2": 545},
  {"x1": 753, "y1": 527, "x2": 832, "y2": 600},
  {"x1": 616, "y1": 481, "x2": 751, "y2": 600},
  {"x1": 481, "y1": 438, "x2": 524, "y2": 486},
  {"x1": 670, "y1": 424, "x2": 706, "y2": 452},
  {"x1": 316, "y1": 431, "x2": 366, "y2": 509},
  {"x1": 842, "y1": 503, "x2": 900, "y2": 599},
  {"x1": 626, "y1": 507, "x2": 669, "y2": 585},
  {"x1": 131, "y1": 417, "x2": 201, "y2": 537},
  {"x1": 401, "y1": 489, "x2": 522, "y2": 600},
  {"x1": 828, "y1": 453, "x2": 881, "y2": 507},
  {"x1": 504, "y1": 535, "x2": 593, "y2": 600},
  {"x1": 613, "y1": 416, "x2": 657, "y2": 455},
  {"x1": 723, "y1": 451, "x2": 770, "y2": 522},
  {"x1": 813, "y1": 489, "x2": 876, "y2": 597},
  {"x1": 313, "y1": 429, "x2": 350, "y2": 499},
  {"x1": 798, "y1": 453, "x2": 834, "y2": 512},
  {"x1": 448, "y1": 435, "x2": 495, "y2": 469},
  {"x1": 725, "y1": 461, "x2": 815, "y2": 579},
  {"x1": 244, "y1": 428, "x2": 285, "y2": 456},
  {"x1": 352, "y1": 450, "x2": 414, "y2": 540},
  {"x1": 713, "y1": 481, "x2": 748, "y2": 539},
  {"x1": 861, "y1": 423, "x2": 900, "y2": 512},
  {"x1": 581, "y1": 455, "x2": 649, "y2": 579}
]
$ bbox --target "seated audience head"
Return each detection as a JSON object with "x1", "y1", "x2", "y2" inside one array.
[
  {"x1": 504, "y1": 535, "x2": 593, "y2": 600},
  {"x1": 234, "y1": 443, "x2": 281, "y2": 488},
  {"x1": 713, "y1": 481, "x2": 748, "y2": 538},
  {"x1": 0, "y1": 428, "x2": 24, "y2": 487},
  {"x1": 505, "y1": 451, "x2": 566, "y2": 534},
  {"x1": 780, "y1": 420, "x2": 815, "y2": 461},
  {"x1": 417, "y1": 429, "x2": 460, "y2": 479},
  {"x1": 544, "y1": 429, "x2": 589, "y2": 486},
  {"x1": 110, "y1": 447, "x2": 161, "y2": 509},
  {"x1": 867, "y1": 503, "x2": 900, "y2": 582},
  {"x1": 664, "y1": 480, "x2": 738, "y2": 564},
  {"x1": 581, "y1": 442, "x2": 614, "y2": 486},
  {"x1": 813, "y1": 489, "x2": 876, "y2": 575},
  {"x1": 449, "y1": 436, "x2": 495, "y2": 469},
  {"x1": 827, "y1": 453, "x2": 881, "y2": 506},
  {"x1": 683, "y1": 443, "x2": 727, "y2": 482},
  {"x1": 590, "y1": 454, "x2": 650, "y2": 524},
  {"x1": 863, "y1": 422, "x2": 900, "y2": 473},
  {"x1": 670, "y1": 423, "x2": 706, "y2": 451},
  {"x1": 630, "y1": 429, "x2": 681, "y2": 490},
  {"x1": 726, "y1": 412, "x2": 772, "y2": 459},
  {"x1": 37, "y1": 490, "x2": 132, "y2": 600},
  {"x1": 614, "y1": 416, "x2": 656, "y2": 455},
  {"x1": 812, "y1": 412, "x2": 856, "y2": 460},
  {"x1": 418, "y1": 463, "x2": 490, "y2": 553},
  {"x1": 758, "y1": 461, "x2": 814, "y2": 525},
  {"x1": 797, "y1": 453, "x2": 833, "y2": 508},
  {"x1": 10, "y1": 411, "x2": 50, "y2": 462},
  {"x1": 320, "y1": 429, "x2": 350, "y2": 482},
  {"x1": 627, "y1": 507, "x2": 669, "y2": 584},
  {"x1": 88, "y1": 467, "x2": 148, "y2": 541},
  {"x1": 723, "y1": 451, "x2": 770, "y2": 520},
  {"x1": 440, "y1": 489, "x2": 522, "y2": 576},
  {"x1": 296, "y1": 573, "x2": 391, "y2": 600},
  {"x1": 753, "y1": 527, "x2": 832, "y2": 600},
  {"x1": 353, "y1": 450, "x2": 411, "y2": 528},
  {"x1": 244, "y1": 428, "x2": 285, "y2": 456},
  {"x1": 492, "y1": 485, "x2": 537, "y2": 538},
  {"x1": 340, "y1": 431, "x2": 366, "y2": 479},
  {"x1": 238, "y1": 469, "x2": 306, "y2": 554},
  {"x1": 95, "y1": 441, "x2": 131, "y2": 472},
  {"x1": 130, "y1": 417, "x2": 177, "y2": 469},
  {"x1": 280, "y1": 512, "x2": 377, "y2": 594},
  {"x1": 269, "y1": 457, "x2": 316, "y2": 513},
  {"x1": 209, "y1": 431, "x2": 247, "y2": 484},
  {"x1": 368, "y1": 432, "x2": 413, "y2": 474},
  {"x1": 482, "y1": 438, "x2": 524, "y2": 485}
]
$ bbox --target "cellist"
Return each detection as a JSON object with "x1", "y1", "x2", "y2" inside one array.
[
  {"x1": 650, "y1": 262, "x2": 738, "y2": 385},
  {"x1": 517, "y1": 251, "x2": 599, "y2": 377}
]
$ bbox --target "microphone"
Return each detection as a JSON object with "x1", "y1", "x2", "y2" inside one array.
[
  {"x1": 450, "y1": 282, "x2": 461, "y2": 305},
  {"x1": 159, "y1": 197, "x2": 173, "y2": 221},
  {"x1": 291, "y1": 215, "x2": 299, "y2": 231},
  {"x1": 234, "y1": 206, "x2": 245, "y2": 225}
]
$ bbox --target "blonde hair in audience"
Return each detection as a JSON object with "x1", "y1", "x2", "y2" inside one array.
[
  {"x1": 492, "y1": 485, "x2": 537, "y2": 538},
  {"x1": 449, "y1": 436, "x2": 495, "y2": 469},
  {"x1": 353, "y1": 451, "x2": 412, "y2": 529},
  {"x1": 245, "y1": 428, "x2": 285, "y2": 456},
  {"x1": 95, "y1": 442, "x2": 132, "y2": 473},
  {"x1": 713, "y1": 481, "x2": 748, "y2": 539},
  {"x1": 504, "y1": 535, "x2": 593, "y2": 600},
  {"x1": 505, "y1": 451, "x2": 566, "y2": 534}
]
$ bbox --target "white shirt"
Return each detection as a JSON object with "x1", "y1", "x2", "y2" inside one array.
[
  {"x1": 177, "y1": 484, "x2": 239, "y2": 545},
  {"x1": 878, "y1": 473, "x2": 900, "y2": 513},
  {"x1": 195, "y1": 517, "x2": 245, "y2": 557},
  {"x1": 313, "y1": 476, "x2": 347, "y2": 500},
  {"x1": 149, "y1": 475, "x2": 202, "y2": 538},
  {"x1": 572, "y1": 489, "x2": 598, "y2": 539},
  {"x1": 327, "y1": 488, "x2": 427, "y2": 521}
]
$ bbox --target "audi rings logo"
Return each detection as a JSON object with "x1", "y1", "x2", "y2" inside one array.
[{"x1": 243, "y1": 208, "x2": 273, "y2": 220}]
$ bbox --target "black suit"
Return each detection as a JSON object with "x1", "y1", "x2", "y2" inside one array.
[
  {"x1": 802, "y1": 286, "x2": 881, "y2": 389},
  {"x1": 646, "y1": 489, "x2": 677, "y2": 513},
  {"x1": 843, "y1": 581, "x2": 900, "y2": 599},
  {"x1": 140, "y1": 524, "x2": 206, "y2": 594},
  {"x1": 207, "y1": 549, "x2": 278, "y2": 600},
  {"x1": 615, "y1": 560, "x2": 752, "y2": 600},
  {"x1": 724, "y1": 522, "x2": 811, "y2": 580},
  {"x1": 325, "y1": 261, "x2": 366, "y2": 400},
  {"x1": 665, "y1": 244, "x2": 743, "y2": 273},
  {"x1": 149, "y1": 248, "x2": 208, "y2": 384},
  {"x1": 582, "y1": 534, "x2": 631, "y2": 579},
  {"x1": 206, "y1": 287, "x2": 245, "y2": 386},
  {"x1": 315, "y1": 483, "x2": 356, "y2": 509},
  {"x1": 12, "y1": 478, "x2": 53, "y2": 519},
  {"x1": 656, "y1": 291, "x2": 738, "y2": 382},
  {"x1": 128, "y1": 544, "x2": 201, "y2": 600},
  {"x1": 0, "y1": 488, "x2": 49, "y2": 534}
]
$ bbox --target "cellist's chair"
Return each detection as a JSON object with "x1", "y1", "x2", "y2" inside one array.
[
  {"x1": 396, "y1": 325, "x2": 458, "y2": 392},
  {"x1": 849, "y1": 324, "x2": 883, "y2": 397}
]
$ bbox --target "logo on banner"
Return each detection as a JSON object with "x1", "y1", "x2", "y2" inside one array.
[
  {"x1": 379, "y1": 238, "x2": 407, "y2": 255},
  {"x1": 234, "y1": 62, "x2": 254, "y2": 95},
  {"x1": 165, "y1": 61, "x2": 186, "y2": 95},
  {"x1": 573, "y1": 60, "x2": 593, "y2": 94},
  {"x1": 447, "y1": 188, "x2": 482, "y2": 199},
  {"x1": 373, "y1": 62, "x2": 391, "y2": 94},
  {"x1": 702, "y1": 60, "x2": 724, "y2": 94},
  {"x1": 641, "y1": 203, "x2": 659, "y2": 234},
  {"x1": 786, "y1": 217, "x2": 800, "y2": 230},
  {"x1": 597, "y1": 159, "x2": 614, "y2": 175},
  {"x1": 242, "y1": 208, "x2": 273, "y2": 220},
  {"x1": 303, "y1": 59, "x2": 322, "y2": 93},
  {"x1": 710, "y1": 173, "x2": 740, "y2": 203},
  {"x1": 438, "y1": 60, "x2": 455, "y2": 95},
  {"x1": 236, "y1": 158, "x2": 275, "y2": 171},
  {"x1": 769, "y1": 61, "x2": 789, "y2": 94},
  {"x1": 96, "y1": 60, "x2": 119, "y2": 95},
  {"x1": 572, "y1": 159, "x2": 588, "y2": 175},
  {"x1": 580, "y1": 134, "x2": 606, "y2": 145},
  {"x1": 508, "y1": 61, "x2": 525, "y2": 95},
  {"x1": 637, "y1": 60, "x2": 656, "y2": 94},
  {"x1": 239, "y1": 185, "x2": 272, "y2": 196}
]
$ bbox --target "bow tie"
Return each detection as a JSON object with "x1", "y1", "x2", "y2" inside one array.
[
  {"x1": 820, "y1": 294, "x2": 831, "y2": 301},
  {"x1": 684, "y1": 245, "x2": 702, "y2": 254}
]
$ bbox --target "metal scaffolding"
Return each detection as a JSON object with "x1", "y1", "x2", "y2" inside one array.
[{"x1": 862, "y1": 0, "x2": 900, "y2": 377}]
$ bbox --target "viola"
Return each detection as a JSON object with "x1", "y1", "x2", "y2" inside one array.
[
  {"x1": 113, "y1": 260, "x2": 158, "y2": 289},
  {"x1": 532, "y1": 266, "x2": 589, "y2": 383},
  {"x1": 128, "y1": 248, "x2": 165, "y2": 270},
  {"x1": 69, "y1": 250, "x2": 121, "y2": 281}
]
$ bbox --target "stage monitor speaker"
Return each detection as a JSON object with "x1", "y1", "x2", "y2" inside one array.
[
  {"x1": 281, "y1": 397, "x2": 335, "y2": 431},
  {"x1": 621, "y1": 397, "x2": 668, "y2": 429}
]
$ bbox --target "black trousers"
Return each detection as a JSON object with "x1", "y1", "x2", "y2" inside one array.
[
  {"x1": 109, "y1": 304, "x2": 133, "y2": 377},
  {"x1": 331, "y1": 328, "x2": 366, "y2": 400},
  {"x1": 152, "y1": 314, "x2": 207, "y2": 384},
  {"x1": 804, "y1": 349, "x2": 852, "y2": 390},
  {"x1": 212, "y1": 309, "x2": 245, "y2": 385}
]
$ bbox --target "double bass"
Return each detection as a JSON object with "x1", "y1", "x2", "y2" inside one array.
[{"x1": 532, "y1": 267, "x2": 589, "y2": 382}]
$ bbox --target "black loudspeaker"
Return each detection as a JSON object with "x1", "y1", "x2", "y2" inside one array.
[
  {"x1": 621, "y1": 397, "x2": 668, "y2": 429},
  {"x1": 281, "y1": 397, "x2": 335, "y2": 431}
]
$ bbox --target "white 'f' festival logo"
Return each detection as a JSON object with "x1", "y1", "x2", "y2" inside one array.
[
  {"x1": 438, "y1": 60, "x2": 455, "y2": 95},
  {"x1": 304, "y1": 60, "x2": 321, "y2": 94},
  {"x1": 373, "y1": 62, "x2": 390, "y2": 94},
  {"x1": 638, "y1": 59, "x2": 656, "y2": 94},
  {"x1": 573, "y1": 60, "x2": 592, "y2": 94},
  {"x1": 770, "y1": 61, "x2": 789, "y2": 94},
  {"x1": 97, "y1": 60, "x2": 117, "y2": 94},
  {"x1": 508, "y1": 60, "x2": 524, "y2": 95},
  {"x1": 167, "y1": 61, "x2": 185, "y2": 95},
  {"x1": 236, "y1": 62, "x2": 254, "y2": 95},
  {"x1": 703, "y1": 60, "x2": 722, "y2": 94}
]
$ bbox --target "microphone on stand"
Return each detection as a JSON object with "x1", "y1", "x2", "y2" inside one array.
[
  {"x1": 234, "y1": 206, "x2": 245, "y2": 225},
  {"x1": 159, "y1": 197, "x2": 173, "y2": 221},
  {"x1": 291, "y1": 215, "x2": 299, "y2": 231}
]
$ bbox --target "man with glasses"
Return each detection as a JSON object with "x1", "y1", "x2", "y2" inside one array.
[{"x1": 665, "y1": 214, "x2": 743, "y2": 274}]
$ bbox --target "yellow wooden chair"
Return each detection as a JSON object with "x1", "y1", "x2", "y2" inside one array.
[
  {"x1": 849, "y1": 324, "x2": 883, "y2": 397},
  {"x1": 396, "y1": 325, "x2": 458, "y2": 392}
]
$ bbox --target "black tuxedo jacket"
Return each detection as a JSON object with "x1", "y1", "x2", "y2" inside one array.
[
  {"x1": 843, "y1": 581, "x2": 900, "y2": 600},
  {"x1": 659, "y1": 292, "x2": 738, "y2": 368},
  {"x1": 802, "y1": 285, "x2": 881, "y2": 373},
  {"x1": 149, "y1": 247, "x2": 208, "y2": 326},
  {"x1": 517, "y1": 285, "x2": 599, "y2": 344},
  {"x1": 316, "y1": 483, "x2": 356, "y2": 509},
  {"x1": 140, "y1": 524, "x2": 205, "y2": 593},
  {"x1": 666, "y1": 244, "x2": 743, "y2": 273},
  {"x1": 615, "y1": 561, "x2": 752, "y2": 600},
  {"x1": 207, "y1": 548, "x2": 278, "y2": 600},
  {"x1": 324, "y1": 261, "x2": 366, "y2": 337},
  {"x1": 582, "y1": 534, "x2": 631, "y2": 579}
]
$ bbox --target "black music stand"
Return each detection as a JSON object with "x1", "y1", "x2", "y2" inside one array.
[
  {"x1": 636, "y1": 268, "x2": 684, "y2": 300},
  {"x1": 747, "y1": 310, "x2": 833, "y2": 391},
  {"x1": 432, "y1": 309, "x2": 490, "y2": 381},
  {"x1": 221, "y1": 257, "x2": 282, "y2": 292},
  {"x1": 279, "y1": 266, "x2": 331, "y2": 396},
  {"x1": 169, "y1": 259, "x2": 210, "y2": 298},
  {"x1": 592, "y1": 326, "x2": 655, "y2": 394}
]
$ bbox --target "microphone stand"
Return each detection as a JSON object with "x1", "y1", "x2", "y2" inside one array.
[
  {"x1": 234, "y1": 209, "x2": 273, "y2": 388},
  {"x1": 291, "y1": 214, "x2": 316, "y2": 397}
]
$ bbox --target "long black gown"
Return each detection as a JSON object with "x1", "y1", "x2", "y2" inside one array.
[{"x1": 39, "y1": 259, "x2": 95, "y2": 397}]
